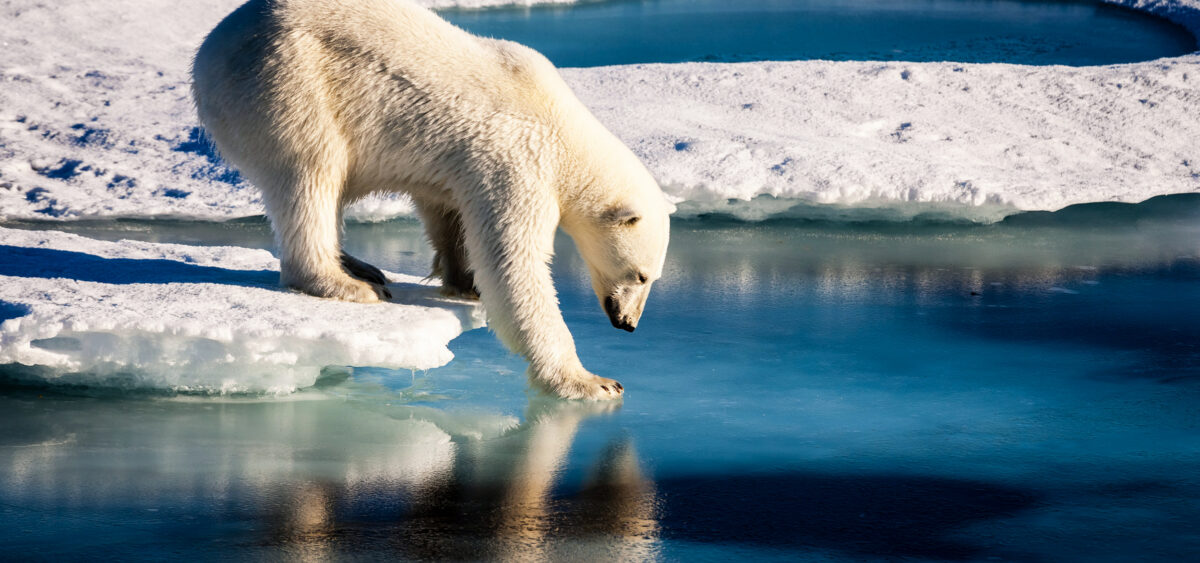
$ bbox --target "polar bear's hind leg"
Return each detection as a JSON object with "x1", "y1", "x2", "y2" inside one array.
[
  {"x1": 263, "y1": 166, "x2": 390, "y2": 303},
  {"x1": 416, "y1": 201, "x2": 479, "y2": 299}
]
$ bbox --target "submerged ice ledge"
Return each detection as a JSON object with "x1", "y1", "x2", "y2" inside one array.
[
  {"x1": 0, "y1": 227, "x2": 483, "y2": 394},
  {"x1": 0, "y1": 0, "x2": 1197, "y2": 223}
]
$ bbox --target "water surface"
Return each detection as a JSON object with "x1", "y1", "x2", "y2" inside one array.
[
  {"x1": 443, "y1": 0, "x2": 1197, "y2": 66},
  {"x1": 2, "y1": 197, "x2": 1199, "y2": 560}
]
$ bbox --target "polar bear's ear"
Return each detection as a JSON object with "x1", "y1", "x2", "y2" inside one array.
[{"x1": 605, "y1": 205, "x2": 641, "y2": 226}]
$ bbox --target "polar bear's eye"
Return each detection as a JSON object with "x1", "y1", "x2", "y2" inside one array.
[
  {"x1": 604, "y1": 206, "x2": 641, "y2": 226},
  {"x1": 637, "y1": 272, "x2": 649, "y2": 284}
]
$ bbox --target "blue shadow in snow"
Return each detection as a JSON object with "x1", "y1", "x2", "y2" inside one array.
[
  {"x1": 0, "y1": 245, "x2": 472, "y2": 318},
  {"x1": 0, "y1": 245, "x2": 278, "y2": 286},
  {"x1": 172, "y1": 126, "x2": 244, "y2": 185},
  {"x1": 0, "y1": 301, "x2": 30, "y2": 322}
]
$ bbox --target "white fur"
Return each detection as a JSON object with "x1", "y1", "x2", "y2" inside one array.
[{"x1": 192, "y1": 0, "x2": 671, "y2": 400}]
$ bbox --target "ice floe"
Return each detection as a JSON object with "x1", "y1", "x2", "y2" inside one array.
[
  {"x1": 0, "y1": 226, "x2": 483, "y2": 393},
  {"x1": 569, "y1": 51, "x2": 1200, "y2": 221},
  {"x1": 0, "y1": 0, "x2": 1196, "y2": 222}
]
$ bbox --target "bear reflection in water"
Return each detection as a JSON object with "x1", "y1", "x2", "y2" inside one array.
[
  {"x1": 267, "y1": 402, "x2": 658, "y2": 561},
  {"x1": 0, "y1": 393, "x2": 658, "y2": 559},
  {"x1": 260, "y1": 401, "x2": 659, "y2": 561}
]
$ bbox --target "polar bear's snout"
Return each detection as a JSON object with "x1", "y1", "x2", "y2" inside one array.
[
  {"x1": 604, "y1": 296, "x2": 636, "y2": 332},
  {"x1": 603, "y1": 282, "x2": 652, "y2": 333}
]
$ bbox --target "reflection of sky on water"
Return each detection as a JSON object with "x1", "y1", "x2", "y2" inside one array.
[{"x1": 2, "y1": 201, "x2": 1199, "y2": 559}]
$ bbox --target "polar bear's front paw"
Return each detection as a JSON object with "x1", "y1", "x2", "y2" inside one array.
[
  {"x1": 585, "y1": 375, "x2": 625, "y2": 400},
  {"x1": 535, "y1": 370, "x2": 624, "y2": 401}
]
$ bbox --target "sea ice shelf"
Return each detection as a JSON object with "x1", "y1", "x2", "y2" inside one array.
[{"x1": 0, "y1": 227, "x2": 483, "y2": 393}]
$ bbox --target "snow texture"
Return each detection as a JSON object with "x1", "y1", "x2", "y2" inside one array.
[
  {"x1": 0, "y1": 0, "x2": 1197, "y2": 222},
  {"x1": 0, "y1": 227, "x2": 484, "y2": 393}
]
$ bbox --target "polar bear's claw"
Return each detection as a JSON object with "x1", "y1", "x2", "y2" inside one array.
[
  {"x1": 588, "y1": 376, "x2": 625, "y2": 400},
  {"x1": 340, "y1": 252, "x2": 389, "y2": 286},
  {"x1": 335, "y1": 254, "x2": 393, "y2": 301},
  {"x1": 531, "y1": 368, "x2": 624, "y2": 401},
  {"x1": 564, "y1": 374, "x2": 625, "y2": 401}
]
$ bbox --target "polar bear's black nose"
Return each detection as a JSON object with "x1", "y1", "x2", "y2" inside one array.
[
  {"x1": 611, "y1": 317, "x2": 636, "y2": 332},
  {"x1": 604, "y1": 296, "x2": 636, "y2": 332}
]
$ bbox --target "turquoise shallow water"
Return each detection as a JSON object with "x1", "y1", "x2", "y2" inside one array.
[
  {"x1": 442, "y1": 0, "x2": 1197, "y2": 67},
  {"x1": 2, "y1": 196, "x2": 1198, "y2": 560}
]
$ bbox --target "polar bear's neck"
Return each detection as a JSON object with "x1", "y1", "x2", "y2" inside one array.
[{"x1": 554, "y1": 115, "x2": 649, "y2": 223}]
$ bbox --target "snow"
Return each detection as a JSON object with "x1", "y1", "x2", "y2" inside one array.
[
  {"x1": 0, "y1": 0, "x2": 1197, "y2": 223},
  {"x1": 571, "y1": 53, "x2": 1200, "y2": 221},
  {"x1": 0, "y1": 226, "x2": 484, "y2": 393}
]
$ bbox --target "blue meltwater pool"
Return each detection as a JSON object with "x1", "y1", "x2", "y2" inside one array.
[
  {"x1": 2, "y1": 196, "x2": 1198, "y2": 560},
  {"x1": 442, "y1": 0, "x2": 1197, "y2": 66}
]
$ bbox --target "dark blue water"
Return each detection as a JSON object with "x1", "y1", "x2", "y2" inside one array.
[
  {"x1": 443, "y1": 0, "x2": 1197, "y2": 67},
  {"x1": 3, "y1": 196, "x2": 1199, "y2": 560}
]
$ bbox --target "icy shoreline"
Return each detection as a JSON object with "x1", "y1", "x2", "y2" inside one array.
[
  {"x1": 0, "y1": 0, "x2": 1197, "y2": 223},
  {"x1": 0, "y1": 226, "x2": 483, "y2": 393}
]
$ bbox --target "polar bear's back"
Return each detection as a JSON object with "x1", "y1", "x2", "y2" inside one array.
[
  {"x1": 192, "y1": 0, "x2": 571, "y2": 195},
  {"x1": 194, "y1": 0, "x2": 495, "y2": 108}
]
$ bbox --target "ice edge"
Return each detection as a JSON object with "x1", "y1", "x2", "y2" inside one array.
[{"x1": 0, "y1": 226, "x2": 485, "y2": 394}]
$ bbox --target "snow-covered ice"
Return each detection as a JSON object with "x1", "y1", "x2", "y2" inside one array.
[
  {"x1": 0, "y1": 0, "x2": 1197, "y2": 222},
  {"x1": 0, "y1": 226, "x2": 483, "y2": 393},
  {"x1": 572, "y1": 53, "x2": 1200, "y2": 221}
]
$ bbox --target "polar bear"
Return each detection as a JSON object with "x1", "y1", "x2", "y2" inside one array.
[{"x1": 192, "y1": 0, "x2": 671, "y2": 400}]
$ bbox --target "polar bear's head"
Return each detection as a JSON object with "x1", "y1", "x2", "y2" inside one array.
[{"x1": 568, "y1": 189, "x2": 672, "y2": 333}]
